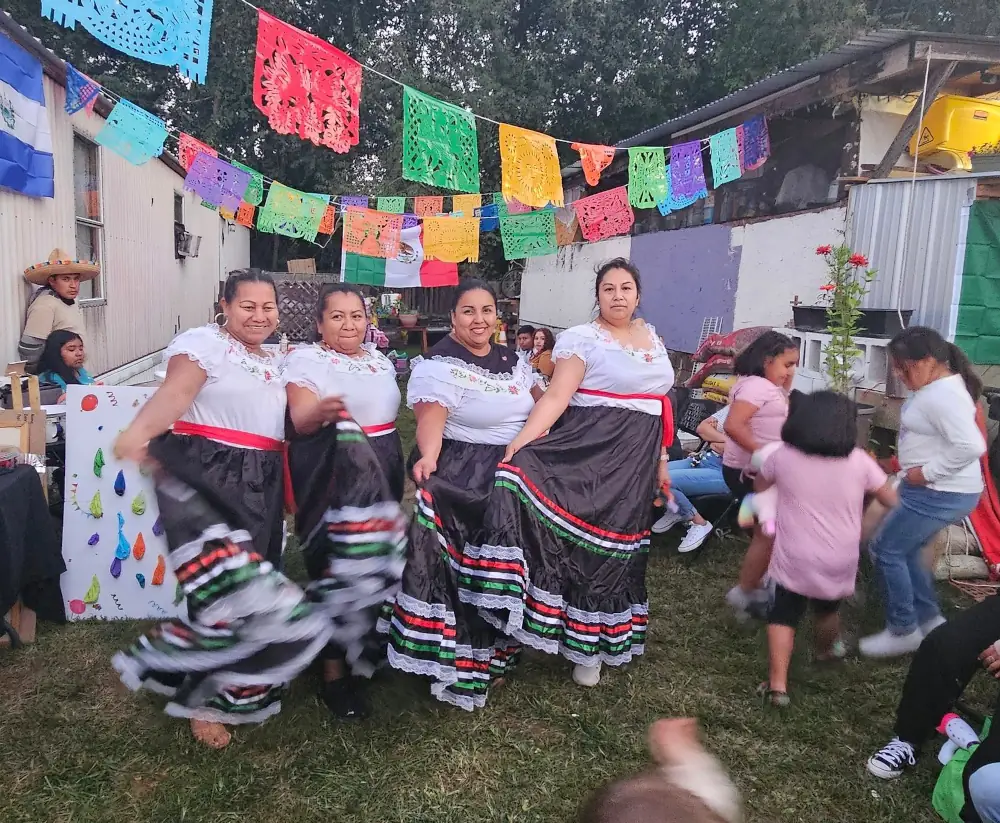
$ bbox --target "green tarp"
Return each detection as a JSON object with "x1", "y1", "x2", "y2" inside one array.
[{"x1": 956, "y1": 200, "x2": 1000, "y2": 364}]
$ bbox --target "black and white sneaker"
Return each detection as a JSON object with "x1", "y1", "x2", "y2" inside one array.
[{"x1": 866, "y1": 738, "x2": 917, "y2": 779}]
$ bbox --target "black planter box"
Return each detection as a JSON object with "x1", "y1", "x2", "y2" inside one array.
[{"x1": 792, "y1": 306, "x2": 913, "y2": 338}]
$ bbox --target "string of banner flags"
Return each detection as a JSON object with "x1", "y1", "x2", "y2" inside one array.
[{"x1": 45, "y1": 0, "x2": 772, "y2": 264}]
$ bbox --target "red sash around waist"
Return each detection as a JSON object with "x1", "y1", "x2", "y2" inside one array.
[
  {"x1": 361, "y1": 421, "x2": 396, "y2": 436},
  {"x1": 576, "y1": 388, "x2": 675, "y2": 448},
  {"x1": 171, "y1": 421, "x2": 295, "y2": 514}
]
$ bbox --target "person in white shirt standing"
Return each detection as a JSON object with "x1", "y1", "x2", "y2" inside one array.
[{"x1": 860, "y1": 327, "x2": 986, "y2": 658}]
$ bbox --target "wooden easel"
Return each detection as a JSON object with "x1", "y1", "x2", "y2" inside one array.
[{"x1": 0, "y1": 370, "x2": 46, "y2": 647}]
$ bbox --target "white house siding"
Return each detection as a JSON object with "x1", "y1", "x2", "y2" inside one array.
[
  {"x1": 0, "y1": 75, "x2": 250, "y2": 374},
  {"x1": 518, "y1": 237, "x2": 631, "y2": 332},
  {"x1": 730, "y1": 205, "x2": 848, "y2": 331}
]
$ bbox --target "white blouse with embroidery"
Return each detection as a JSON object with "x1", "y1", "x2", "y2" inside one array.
[
  {"x1": 407, "y1": 350, "x2": 536, "y2": 445},
  {"x1": 281, "y1": 342, "x2": 401, "y2": 433},
  {"x1": 164, "y1": 324, "x2": 286, "y2": 442},
  {"x1": 553, "y1": 322, "x2": 675, "y2": 418}
]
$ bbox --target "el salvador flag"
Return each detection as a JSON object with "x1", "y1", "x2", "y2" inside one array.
[{"x1": 0, "y1": 33, "x2": 54, "y2": 198}]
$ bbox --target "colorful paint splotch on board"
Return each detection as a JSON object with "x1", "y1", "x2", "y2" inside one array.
[
  {"x1": 83, "y1": 574, "x2": 100, "y2": 603},
  {"x1": 89, "y1": 491, "x2": 103, "y2": 518},
  {"x1": 81, "y1": 394, "x2": 98, "y2": 412},
  {"x1": 136, "y1": 573, "x2": 146, "y2": 589},
  {"x1": 173, "y1": 582, "x2": 184, "y2": 605},
  {"x1": 152, "y1": 516, "x2": 164, "y2": 537},
  {"x1": 133, "y1": 533, "x2": 146, "y2": 560},
  {"x1": 88, "y1": 533, "x2": 99, "y2": 546},
  {"x1": 131, "y1": 492, "x2": 146, "y2": 516},
  {"x1": 93, "y1": 448, "x2": 105, "y2": 477},
  {"x1": 69, "y1": 599, "x2": 86, "y2": 615},
  {"x1": 114, "y1": 470, "x2": 126, "y2": 497},
  {"x1": 152, "y1": 555, "x2": 166, "y2": 586},
  {"x1": 110, "y1": 556, "x2": 122, "y2": 578}
]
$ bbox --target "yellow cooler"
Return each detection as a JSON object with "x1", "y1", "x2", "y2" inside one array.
[{"x1": 909, "y1": 95, "x2": 1000, "y2": 170}]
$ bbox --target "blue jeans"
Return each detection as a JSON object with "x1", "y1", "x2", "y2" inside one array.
[
  {"x1": 667, "y1": 452, "x2": 729, "y2": 520},
  {"x1": 870, "y1": 483, "x2": 980, "y2": 634},
  {"x1": 971, "y1": 763, "x2": 1000, "y2": 822}
]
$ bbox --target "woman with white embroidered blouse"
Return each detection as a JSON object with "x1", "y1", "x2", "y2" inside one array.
[
  {"x1": 284, "y1": 283, "x2": 404, "y2": 500},
  {"x1": 110, "y1": 270, "x2": 333, "y2": 750},
  {"x1": 459, "y1": 259, "x2": 675, "y2": 690},
  {"x1": 379, "y1": 279, "x2": 536, "y2": 711}
]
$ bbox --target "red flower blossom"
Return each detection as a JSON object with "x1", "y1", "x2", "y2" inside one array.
[
  {"x1": 848, "y1": 253, "x2": 869, "y2": 267},
  {"x1": 815, "y1": 245, "x2": 833, "y2": 255},
  {"x1": 819, "y1": 284, "x2": 835, "y2": 292}
]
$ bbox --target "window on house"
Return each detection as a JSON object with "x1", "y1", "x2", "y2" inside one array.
[
  {"x1": 73, "y1": 134, "x2": 104, "y2": 301},
  {"x1": 174, "y1": 192, "x2": 184, "y2": 224}
]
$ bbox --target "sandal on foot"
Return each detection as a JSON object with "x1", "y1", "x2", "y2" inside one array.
[
  {"x1": 190, "y1": 719, "x2": 232, "y2": 749},
  {"x1": 815, "y1": 638, "x2": 848, "y2": 664},
  {"x1": 756, "y1": 682, "x2": 790, "y2": 708},
  {"x1": 321, "y1": 677, "x2": 370, "y2": 721}
]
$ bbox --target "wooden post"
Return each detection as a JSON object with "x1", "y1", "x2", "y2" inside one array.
[{"x1": 872, "y1": 61, "x2": 958, "y2": 179}]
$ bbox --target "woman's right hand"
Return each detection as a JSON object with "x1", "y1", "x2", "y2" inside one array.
[
  {"x1": 312, "y1": 396, "x2": 345, "y2": 427},
  {"x1": 113, "y1": 427, "x2": 148, "y2": 464},
  {"x1": 412, "y1": 455, "x2": 438, "y2": 485}
]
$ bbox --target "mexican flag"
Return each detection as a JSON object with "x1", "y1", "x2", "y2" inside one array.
[{"x1": 341, "y1": 224, "x2": 459, "y2": 288}]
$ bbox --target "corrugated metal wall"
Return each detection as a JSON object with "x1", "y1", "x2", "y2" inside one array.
[
  {"x1": 0, "y1": 76, "x2": 250, "y2": 374},
  {"x1": 846, "y1": 176, "x2": 976, "y2": 335}
]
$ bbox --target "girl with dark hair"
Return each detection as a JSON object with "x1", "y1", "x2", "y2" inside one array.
[
  {"x1": 379, "y1": 278, "x2": 536, "y2": 710},
  {"x1": 458, "y1": 258, "x2": 675, "y2": 690},
  {"x1": 111, "y1": 269, "x2": 334, "y2": 748},
  {"x1": 753, "y1": 392, "x2": 897, "y2": 706},
  {"x1": 860, "y1": 327, "x2": 986, "y2": 659},
  {"x1": 529, "y1": 327, "x2": 556, "y2": 379},
  {"x1": 37, "y1": 330, "x2": 96, "y2": 395},
  {"x1": 284, "y1": 283, "x2": 404, "y2": 500},
  {"x1": 722, "y1": 331, "x2": 799, "y2": 621}
]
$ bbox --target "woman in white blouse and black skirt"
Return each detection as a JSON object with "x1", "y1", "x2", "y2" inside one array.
[
  {"x1": 283, "y1": 283, "x2": 404, "y2": 500},
  {"x1": 111, "y1": 270, "x2": 333, "y2": 749},
  {"x1": 379, "y1": 279, "x2": 537, "y2": 710},
  {"x1": 460, "y1": 259, "x2": 675, "y2": 689}
]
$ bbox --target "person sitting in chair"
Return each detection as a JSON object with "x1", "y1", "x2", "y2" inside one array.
[{"x1": 653, "y1": 402, "x2": 731, "y2": 553}]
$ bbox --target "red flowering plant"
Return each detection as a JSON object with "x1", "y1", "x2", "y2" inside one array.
[{"x1": 815, "y1": 243, "x2": 877, "y2": 394}]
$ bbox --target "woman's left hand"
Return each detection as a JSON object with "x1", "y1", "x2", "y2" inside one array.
[
  {"x1": 658, "y1": 460, "x2": 671, "y2": 493},
  {"x1": 905, "y1": 466, "x2": 928, "y2": 486}
]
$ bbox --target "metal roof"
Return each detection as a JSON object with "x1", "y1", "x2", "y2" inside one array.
[{"x1": 615, "y1": 29, "x2": 1000, "y2": 149}]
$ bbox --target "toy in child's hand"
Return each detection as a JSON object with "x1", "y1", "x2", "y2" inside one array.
[
  {"x1": 654, "y1": 488, "x2": 680, "y2": 513},
  {"x1": 736, "y1": 442, "x2": 781, "y2": 535},
  {"x1": 936, "y1": 712, "x2": 981, "y2": 765}
]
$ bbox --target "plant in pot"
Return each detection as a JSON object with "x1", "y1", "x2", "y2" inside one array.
[
  {"x1": 398, "y1": 302, "x2": 420, "y2": 329},
  {"x1": 816, "y1": 243, "x2": 878, "y2": 445}
]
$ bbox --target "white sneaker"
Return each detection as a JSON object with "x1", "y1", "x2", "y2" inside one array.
[
  {"x1": 859, "y1": 628, "x2": 923, "y2": 658},
  {"x1": 920, "y1": 615, "x2": 947, "y2": 636},
  {"x1": 572, "y1": 662, "x2": 602, "y2": 687},
  {"x1": 651, "y1": 511, "x2": 684, "y2": 534},
  {"x1": 678, "y1": 522, "x2": 713, "y2": 553},
  {"x1": 867, "y1": 738, "x2": 917, "y2": 779}
]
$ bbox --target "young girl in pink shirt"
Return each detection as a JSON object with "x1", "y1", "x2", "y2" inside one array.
[
  {"x1": 723, "y1": 331, "x2": 799, "y2": 620},
  {"x1": 755, "y1": 391, "x2": 897, "y2": 706}
]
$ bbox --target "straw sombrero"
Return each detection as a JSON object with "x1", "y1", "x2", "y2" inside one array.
[{"x1": 23, "y1": 248, "x2": 100, "y2": 286}]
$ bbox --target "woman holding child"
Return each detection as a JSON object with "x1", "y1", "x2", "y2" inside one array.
[{"x1": 459, "y1": 259, "x2": 675, "y2": 689}]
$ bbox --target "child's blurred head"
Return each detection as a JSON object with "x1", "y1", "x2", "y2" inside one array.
[
  {"x1": 579, "y1": 719, "x2": 741, "y2": 823},
  {"x1": 781, "y1": 390, "x2": 856, "y2": 458},
  {"x1": 39, "y1": 330, "x2": 85, "y2": 378},
  {"x1": 733, "y1": 331, "x2": 798, "y2": 389}
]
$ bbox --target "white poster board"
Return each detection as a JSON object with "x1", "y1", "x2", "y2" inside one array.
[{"x1": 60, "y1": 385, "x2": 182, "y2": 620}]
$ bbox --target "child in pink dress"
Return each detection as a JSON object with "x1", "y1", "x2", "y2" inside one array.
[{"x1": 755, "y1": 391, "x2": 897, "y2": 707}]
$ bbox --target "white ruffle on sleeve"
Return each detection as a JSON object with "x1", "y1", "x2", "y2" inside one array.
[
  {"x1": 163, "y1": 325, "x2": 227, "y2": 381},
  {"x1": 552, "y1": 325, "x2": 596, "y2": 365},
  {"x1": 406, "y1": 360, "x2": 465, "y2": 411},
  {"x1": 280, "y1": 346, "x2": 325, "y2": 396}
]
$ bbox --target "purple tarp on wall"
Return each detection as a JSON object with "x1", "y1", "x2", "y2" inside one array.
[{"x1": 630, "y1": 225, "x2": 739, "y2": 353}]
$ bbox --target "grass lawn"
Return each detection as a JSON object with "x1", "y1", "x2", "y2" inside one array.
[{"x1": 0, "y1": 399, "x2": 979, "y2": 823}]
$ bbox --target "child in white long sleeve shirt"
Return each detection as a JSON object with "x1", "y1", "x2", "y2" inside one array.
[{"x1": 860, "y1": 327, "x2": 986, "y2": 659}]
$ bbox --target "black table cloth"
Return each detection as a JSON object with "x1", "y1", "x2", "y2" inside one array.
[{"x1": 0, "y1": 465, "x2": 65, "y2": 622}]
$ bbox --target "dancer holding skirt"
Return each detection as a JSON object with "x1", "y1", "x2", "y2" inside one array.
[
  {"x1": 111, "y1": 270, "x2": 332, "y2": 748},
  {"x1": 379, "y1": 280, "x2": 536, "y2": 710},
  {"x1": 460, "y1": 259, "x2": 675, "y2": 688},
  {"x1": 284, "y1": 283, "x2": 405, "y2": 501}
]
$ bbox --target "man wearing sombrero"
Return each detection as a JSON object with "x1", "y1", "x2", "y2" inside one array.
[{"x1": 18, "y1": 249, "x2": 99, "y2": 371}]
